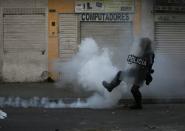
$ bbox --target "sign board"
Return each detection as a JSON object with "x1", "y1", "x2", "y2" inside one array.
[
  {"x1": 80, "y1": 13, "x2": 132, "y2": 22},
  {"x1": 155, "y1": 0, "x2": 185, "y2": 13},
  {"x1": 75, "y1": 0, "x2": 134, "y2": 13},
  {"x1": 155, "y1": 14, "x2": 185, "y2": 22}
]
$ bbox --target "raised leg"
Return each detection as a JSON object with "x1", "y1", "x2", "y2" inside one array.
[{"x1": 102, "y1": 71, "x2": 122, "y2": 92}]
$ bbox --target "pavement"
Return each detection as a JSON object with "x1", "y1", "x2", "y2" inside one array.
[
  {"x1": 0, "y1": 82, "x2": 185, "y2": 106},
  {"x1": 0, "y1": 83, "x2": 185, "y2": 131},
  {"x1": 0, "y1": 104, "x2": 185, "y2": 131}
]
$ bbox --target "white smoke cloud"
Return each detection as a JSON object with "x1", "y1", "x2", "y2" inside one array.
[
  {"x1": 55, "y1": 38, "x2": 126, "y2": 109},
  {"x1": 0, "y1": 109, "x2": 7, "y2": 119}
]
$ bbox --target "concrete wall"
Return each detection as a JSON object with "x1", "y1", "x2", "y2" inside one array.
[
  {"x1": 133, "y1": 0, "x2": 141, "y2": 38},
  {"x1": 141, "y1": 0, "x2": 154, "y2": 40},
  {"x1": 133, "y1": 0, "x2": 154, "y2": 39}
]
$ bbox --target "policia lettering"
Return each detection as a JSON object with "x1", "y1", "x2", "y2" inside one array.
[
  {"x1": 81, "y1": 13, "x2": 130, "y2": 22},
  {"x1": 127, "y1": 54, "x2": 147, "y2": 66}
]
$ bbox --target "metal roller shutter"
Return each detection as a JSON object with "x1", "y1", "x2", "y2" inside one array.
[
  {"x1": 81, "y1": 22, "x2": 133, "y2": 67},
  {"x1": 155, "y1": 22, "x2": 185, "y2": 55},
  {"x1": 153, "y1": 21, "x2": 185, "y2": 92},
  {"x1": 59, "y1": 14, "x2": 79, "y2": 61},
  {"x1": 3, "y1": 15, "x2": 46, "y2": 52},
  {"x1": 2, "y1": 8, "x2": 47, "y2": 82}
]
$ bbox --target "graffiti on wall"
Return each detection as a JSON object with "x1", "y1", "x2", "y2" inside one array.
[{"x1": 75, "y1": 0, "x2": 135, "y2": 13}]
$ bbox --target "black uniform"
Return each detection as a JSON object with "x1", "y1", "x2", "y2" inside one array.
[{"x1": 102, "y1": 37, "x2": 155, "y2": 109}]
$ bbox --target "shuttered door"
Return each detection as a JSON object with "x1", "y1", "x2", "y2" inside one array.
[
  {"x1": 2, "y1": 8, "x2": 47, "y2": 82},
  {"x1": 59, "y1": 14, "x2": 79, "y2": 61},
  {"x1": 3, "y1": 15, "x2": 46, "y2": 51},
  {"x1": 153, "y1": 22, "x2": 185, "y2": 93},
  {"x1": 81, "y1": 22, "x2": 133, "y2": 67},
  {"x1": 155, "y1": 22, "x2": 185, "y2": 54}
]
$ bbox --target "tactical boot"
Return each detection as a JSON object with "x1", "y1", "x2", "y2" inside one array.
[{"x1": 102, "y1": 71, "x2": 122, "y2": 92}]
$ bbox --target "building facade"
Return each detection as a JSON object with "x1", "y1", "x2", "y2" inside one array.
[
  {"x1": 0, "y1": 0, "x2": 184, "y2": 95},
  {"x1": 0, "y1": 0, "x2": 48, "y2": 82},
  {"x1": 48, "y1": 0, "x2": 142, "y2": 79},
  {"x1": 152, "y1": 0, "x2": 185, "y2": 95}
]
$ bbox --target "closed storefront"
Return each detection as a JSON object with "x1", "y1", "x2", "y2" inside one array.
[
  {"x1": 59, "y1": 14, "x2": 79, "y2": 61},
  {"x1": 155, "y1": 15, "x2": 185, "y2": 54},
  {"x1": 153, "y1": 0, "x2": 185, "y2": 91},
  {"x1": 48, "y1": 0, "x2": 137, "y2": 79},
  {"x1": 154, "y1": 0, "x2": 185, "y2": 54},
  {"x1": 57, "y1": 0, "x2": 135, "y2": 67},
  {"x1": 77, "y1": 0, "x2": 134, "y2": 66},
  {"x1": 2, "y1": 8, "x2": 47, "y2": 82},
  {"x1": 0, "y1": 0, "x2": 48, "y2": 82}
]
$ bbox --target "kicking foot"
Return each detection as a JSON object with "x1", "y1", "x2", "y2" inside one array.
[
  {"x1": 129, "y1": 104, "x2": 143, "y2": 110},
  {"x1": 102, "y1": 81, "x2": 113, "y2": 92},
  {"x1": 0, "y1": 110, "x2": 7, "y2": 119}
]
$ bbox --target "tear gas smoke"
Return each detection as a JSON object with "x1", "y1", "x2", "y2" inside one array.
[
  {"x1": 55, "y1": 38, "x2": 126, "y2": 109},
  {"x1": 0, "y1": 110, "x2": 7, "y2": 119},
  {"x1": 55, "y1": 37, "x2": 185, "y2": 108}
]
